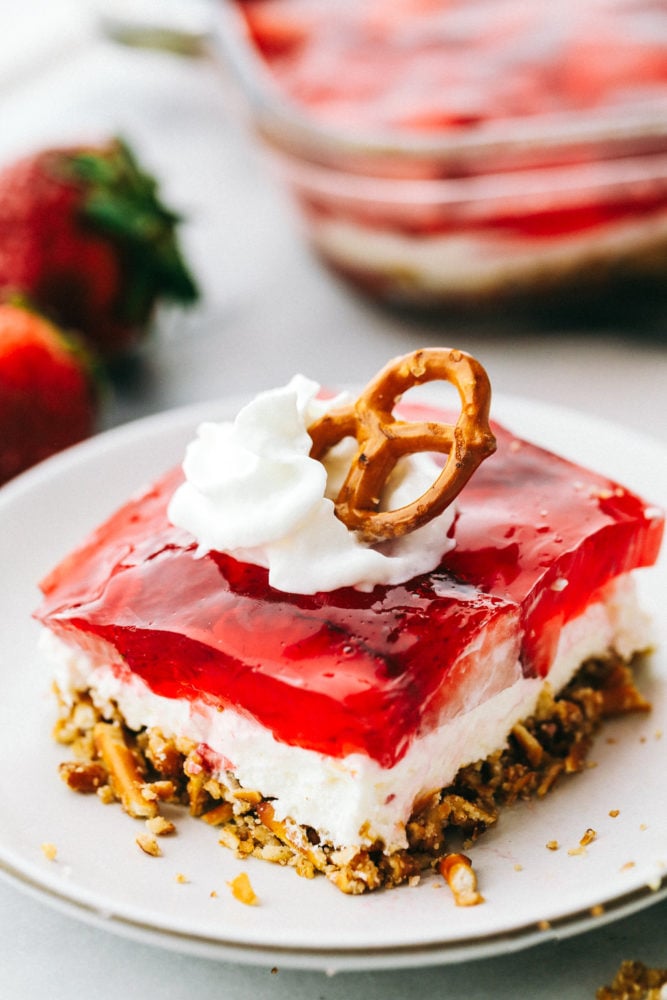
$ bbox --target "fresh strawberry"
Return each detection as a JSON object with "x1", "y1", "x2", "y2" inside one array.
[
  {"x1": 0, "y1": 138, "x2": 198, "y2": 360},
  {"x1": 0, "y1": 302, "x2": 99, "y2": 485}
]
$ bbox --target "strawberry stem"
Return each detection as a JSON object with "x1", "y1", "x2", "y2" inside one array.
[{"x1": 67, "y1": 138, "x2": 199, "y2": 326}]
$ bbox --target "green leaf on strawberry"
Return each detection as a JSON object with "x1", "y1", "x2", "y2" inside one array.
[{"x1": 0, "y1": 137, "x2": 199, "y2": 359}]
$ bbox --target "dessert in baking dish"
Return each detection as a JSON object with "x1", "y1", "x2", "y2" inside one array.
[
  {"x1": 35, "y1": 350, "x2": 664, "y2": 894},
  {"x1": 223, "y1": 0, "x2": 667, "y2": 311}
]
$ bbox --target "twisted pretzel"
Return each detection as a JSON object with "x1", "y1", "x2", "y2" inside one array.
[{"x1": 308, "y1": 348, "x2": 496, "y2": 543}]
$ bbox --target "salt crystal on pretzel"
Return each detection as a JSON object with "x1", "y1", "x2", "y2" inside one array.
[{"x1": 308, "y1": 348, "x2": 496, "y2": 543}]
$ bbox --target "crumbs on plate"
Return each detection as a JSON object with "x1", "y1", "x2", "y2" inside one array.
[
  {"x1": 136, "y1": 833, "x2": 162, "y2": 857},
  {"x1": 228, "y1": 871, "x2": 259, "y2": 906},
  {"x1": 596, "y1": 960, "x2": 667, "y2": 999}
]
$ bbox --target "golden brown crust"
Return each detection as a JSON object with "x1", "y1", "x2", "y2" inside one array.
[{"x1": 53, "y1": 655, "x2": 648, "y2": 895}]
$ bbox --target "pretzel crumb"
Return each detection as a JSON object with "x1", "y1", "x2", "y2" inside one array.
[
  {"x1": 597, "y1": 960, "x2": 667, "y2": 999},
  {"x1": 566, "y1": 827, "x2": 597, "y2": 856},
  {"x1": 546, "y1": 840, "x2": 559, "y2": 851},
  {"x1": 136, "y1": 834, "x2": 162, "y2": 857},
  {"x1": 590, "y1": 904, "x2": 605, "y2": 917},
  {"x1": 609, "y1": 809, "x2": 620, "y2": 818},
  {"x1": 41, "y1": 842, "x2": 57, "y2": 861},
  {"x1": 58, "y1": 760, "x2": 107, "y2": 794},
  {"x1": 233, "y1": 788, "x2": 262, "y2": 805},
  {"x1": 201, "y1": 802, "x2": 234, "y2": 826},
  {"x1": 145, "y1": 816, "x2": 175, "y2": 837},
  {"x1": 97, "y1": 785, "x2": 115, "y2": 805},
  {"x1": 94, "y1": 722, "x2": 157, "y2": 820},
  {"x1": 228, "y1": 871, "x2": 259, "y2": 906},
  {"x1": 438, "y1": 853, "x2": 484, "y2": 907},
  {"x1": 175, "y1": 873, "x2": 189, "y2": 884}
]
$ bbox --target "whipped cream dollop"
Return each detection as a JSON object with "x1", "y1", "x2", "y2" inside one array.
[{"x1": 168, "y1": 375, "x2": 456, "y2": 594}]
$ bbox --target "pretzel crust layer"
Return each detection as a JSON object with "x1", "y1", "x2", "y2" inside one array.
[{"x1": 53, "y1": 655, "x2": 648, "y2": 896}]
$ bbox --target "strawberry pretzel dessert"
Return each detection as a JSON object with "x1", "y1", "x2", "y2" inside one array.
[
  {"x1": 35, "y1": 349, "x2": 664, "y2": 896},
  {"x1": 229, "y1": 0, "x2": 667, "y2": 309}
]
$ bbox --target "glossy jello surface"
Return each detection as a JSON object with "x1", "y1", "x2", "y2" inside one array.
[
  {"x1": 36, "y1": 419, "x2": 663, "y2": 768},
  {"x1": 236, "y1": 0, "x2": 667, "y2": 133}
]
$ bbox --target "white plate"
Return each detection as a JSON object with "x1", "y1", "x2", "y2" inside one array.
[{"x1": 0, "y1": 392, "x2": 665, "y2": 971}]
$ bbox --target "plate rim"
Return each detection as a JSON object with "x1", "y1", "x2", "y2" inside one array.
[
  {"x1": 1, "y1": 850, "x2": 664, "y2": 970},
  {"x1": 0, "y1": 389, "x2": 665, "y2": 970}
]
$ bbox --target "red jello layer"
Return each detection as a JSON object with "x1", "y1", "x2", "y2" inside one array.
[
  {"x1": 300, "y1": 192, "x2": 667, "y2": 244},
  {"x1": 36, "y1": 419, "x2": 663, "y2": 768},
  {"x1": 237, "y1": 0, "x2": 667, "y2": 131}
]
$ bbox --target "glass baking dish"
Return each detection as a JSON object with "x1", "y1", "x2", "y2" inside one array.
[{"x1": 213, "y1": 0, "x2": 667, "y2": 317}]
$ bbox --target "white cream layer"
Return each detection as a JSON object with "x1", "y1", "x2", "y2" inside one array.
[
  {"x1": 309, "y1": 209, "x2": 667, "y2": 299},
  {"x1": 43, "y1": 573, "x2": 651, "y2": 853}
]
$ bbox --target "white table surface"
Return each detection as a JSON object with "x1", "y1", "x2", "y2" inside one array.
[{"x1": 1, "y1": 4, "x2": 666, "y2": 997}]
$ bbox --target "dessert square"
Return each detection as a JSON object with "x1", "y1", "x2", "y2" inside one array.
[{"x1": 35, "y1": 352, "x2": 664, "y2": 894}]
